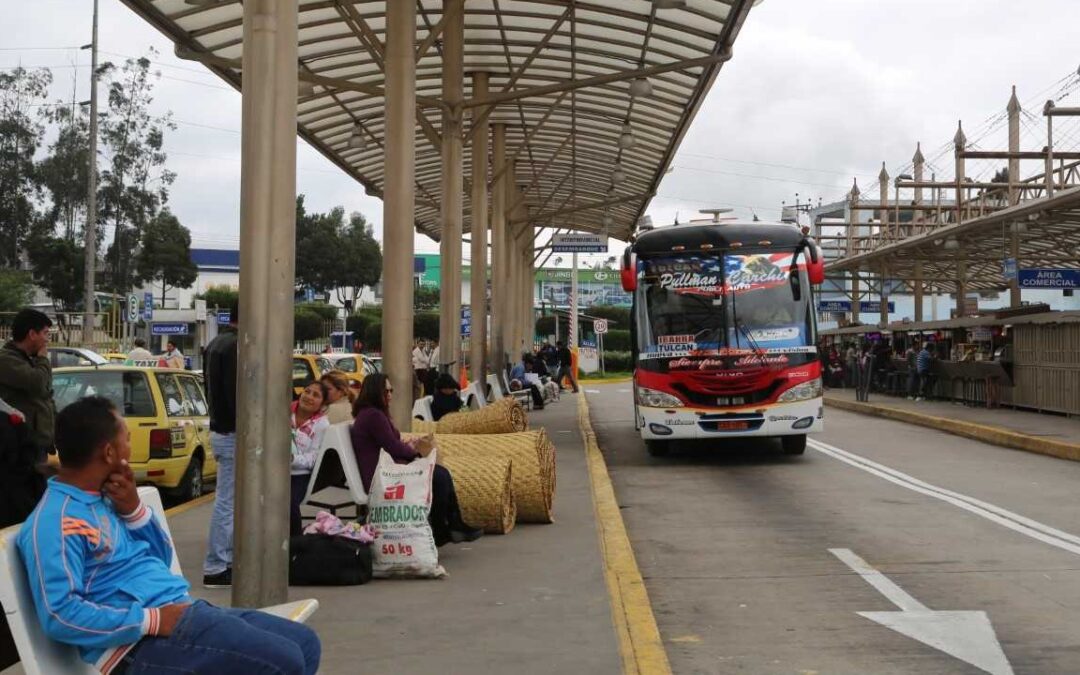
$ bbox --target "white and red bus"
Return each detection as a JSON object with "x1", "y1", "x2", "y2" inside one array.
[{"x1": 620, "y1": 219, "x2": 826, "y2": 456}]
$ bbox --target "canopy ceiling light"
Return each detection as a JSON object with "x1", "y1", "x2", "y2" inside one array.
[
  {"x1": 603, "y1": 214, "x2": 614, "y2": 228},
  {"x1": 347, "y1": 125, "x2": 366, "y2": 150},
  {"x1": 298, "y1": 79, "x2": 316, "y2": 97},
  {"x1": 618, "y1": 124, "x2": 636, "y2": 150},
  {"x1": 1010, "y1": 221, "x2": 1028, "y2": 234},
  {"x1": 612, "y1": 168, "x2": 627, "y2": 184},
  {"x1": 943, "y1": 237, "x2": 959, "y2": 250},
  {"x1": 629, "y1": 77, "x2": 653, "y2": 98}
]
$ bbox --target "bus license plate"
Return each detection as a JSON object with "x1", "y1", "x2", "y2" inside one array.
[{"x1": 717, "y1": 421, "x2": 748, "y2": 430}]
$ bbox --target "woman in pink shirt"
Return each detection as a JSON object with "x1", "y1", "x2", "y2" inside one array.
[
  {"x1": 290, "y1": 382, "x2": 330, "y2": 536},
  {"x1": 350, "y1": 374, "x2": 481, "y2": 546}
]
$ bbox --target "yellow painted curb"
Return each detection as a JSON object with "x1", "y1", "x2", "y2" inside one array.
[
  {"x1": 580, "y1": 376, "x2": 633, "y2": 385},
  {"x1": 577, "y1": 394, "x2": 672, "y2": 675},
  {"x1": 165, "y1": 492, "x2": 216, "y2": 517},
  {"x1": 824, "y1": 396, "x2": 1080, "y2": 462}
]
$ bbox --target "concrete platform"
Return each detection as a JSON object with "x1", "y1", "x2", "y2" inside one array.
[
  {"x1": 824, "y1": 387, "x2": 1080, "y2": 461},
  {"x1": 163, "y1": 395, "x2": 623, "y2": 675}
]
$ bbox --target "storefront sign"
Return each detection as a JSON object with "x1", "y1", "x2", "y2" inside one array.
[
  {"x1": 151, "y1": 323, "x2": 189, "y2": 336},
  {"x1": 1018, "y1": 268, "x2": 1080, "y2": 289},
  {"x1": 461, "y1": 306, "x2": 471, "y2": 337}
]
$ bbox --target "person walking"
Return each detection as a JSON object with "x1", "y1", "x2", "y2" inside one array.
[
  {"x1": 128, "y1": 337, "x2": 154, "y2": 363},
  {"x1": 163, "y1": 341, "x2": 185, "y2": 369},
  {"x1": 844, "y1": 342, "x2": 857, "y2": 388},
  {"x1": 412, "y1": 340, "x2": 431, "y2": 400},
  {"x1": 0, "y1": 308, "x2": 55, "y2": 463},
  {"x1": 904, "y1": 344, "x2": 919, "y2": 400},
  {"x1": 855, "y1": 344, "x2": 874, "y2": 402},
  {"x1": 202, "y1": 305, "x2": 238, "y2": 588},
  {"x1": 556, "y1": 340, "x2": 579, "y2": 393}
]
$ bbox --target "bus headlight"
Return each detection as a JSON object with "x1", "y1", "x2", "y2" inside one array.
[
  {"x1": 636, "y1": 387, "x2": 684, "y2": 408},
  {"x1": 777, "y1": 378, "x2": 822, "y2": 403}
]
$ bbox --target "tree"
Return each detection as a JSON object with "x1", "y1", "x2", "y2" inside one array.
[
  {"x1": 0, "y1": 269, "x2": 34, "y2": 313},
  {"x1": 332, "y1": 212, "x2": 382, "y2": 307},
  {"x1": 135, "y1": 209, "x2": 197, "y2": 305},
  {"x1": 414, "y1": 285, "x2": 440, "y2": 311},
  {"x1": 97, "y1": 53, "x2": 176, "y2": 295},
  {"x1": 37, "y1": 103, "x2": 90, "y2": 242},
  {"x1": 25, "y1": 236, "x2": 84, "y2": 312},
  {"x1": 0, "y1": 67, "x2": 51, "y2": 266},
  {"x1": 193, "y1": 285, "x2": 238, "y2": 311}
]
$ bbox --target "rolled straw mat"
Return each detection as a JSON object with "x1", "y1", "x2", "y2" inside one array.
[
  {"x1": 437, "y1": 454, "x2": 515, "y2": 534},
  {"x1": 431, "y1": 430, "x2": 555, "y2": 524},
  {"x1": 414, "y1": 397, "x2": 527, "y2": 435}
]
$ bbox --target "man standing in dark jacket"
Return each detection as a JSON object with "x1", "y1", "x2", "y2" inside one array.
[
  {"x1": 202, "y1": 305, "x2": 238, "y2": 588},
  {"x1": 0, "y1": 308, "x2": 55, "y2": 462}
]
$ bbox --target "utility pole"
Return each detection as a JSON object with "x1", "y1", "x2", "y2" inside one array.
[{"x1": 81, "y1": 0, "x2": 99, "y2": 346}]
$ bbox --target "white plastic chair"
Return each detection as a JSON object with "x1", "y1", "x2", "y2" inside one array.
[
  {"x1": 411, "y1": 396, "x2": 434, "y2": 421},
  {"x1": 495, "y1": 372, "x2": 533, "y2": 410},
  {"x1": 0, "y1": 486, "x2": 317, "y2": 675},
  {"x1": 302, "y1": 421, "x2": 370, "y2": 518},
  {"x1": 460, "y1": 381, "x2": 487, "y2": 410}
]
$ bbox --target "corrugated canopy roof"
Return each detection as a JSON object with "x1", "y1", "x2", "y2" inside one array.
[{"x1": 120, "y1": 0, "x2": 755, "y2": 242}]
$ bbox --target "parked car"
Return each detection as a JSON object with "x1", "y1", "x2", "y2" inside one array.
[
  {"x1": 321, "y1": 352, "x2": 379, "y2": 389},
  {"x1": 46, "y1": 347, "x2": 109, "y2": 368},
  {"x1": 51, "y1": 366, "x2": 216, "y2": 500}
]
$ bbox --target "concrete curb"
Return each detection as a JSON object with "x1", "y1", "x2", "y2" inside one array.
[
  {"x1": 164, "y1": 492, "x2": 216, "y2": 517},
  {"x1": 577, "y1": 394, "x2": 672, "y2": 675},
  {"x1": 824, "y1": 396, "x2": 1080, "y2": 462}
]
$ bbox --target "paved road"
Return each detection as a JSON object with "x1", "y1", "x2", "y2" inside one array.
[{"x1": 586, "y1": 383, "x2": 1080, "y2": 675}]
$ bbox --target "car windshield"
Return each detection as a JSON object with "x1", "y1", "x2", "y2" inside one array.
[{"x1": 52, "y1": 370, "x2": 156, "y2": 417}]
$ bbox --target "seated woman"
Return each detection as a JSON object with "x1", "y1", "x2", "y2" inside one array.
[
  {"x1": 510, "y1": 355, "x2": 545, "y2": 409},
  {"x1": 431, "y1": 373, "x2": 464, "y2": 421},
  {"x1": 350, "y1": 374, "x2": 482, "y2": 546},
  {"x1": 320, "y1": 370, "x2": 356, "y2": 424},
  {"x1": 289, "y1": 382, "x2": 330, "y2": 537}
]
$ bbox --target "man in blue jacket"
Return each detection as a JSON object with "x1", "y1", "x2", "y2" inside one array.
[{"x1": 17, "y1": 396, "x2": 320, "y2": 674}]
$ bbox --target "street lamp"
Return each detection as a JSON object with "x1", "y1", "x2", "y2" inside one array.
[{"x1": 347, "y1": 125, "x2": 366, "y2": 150}]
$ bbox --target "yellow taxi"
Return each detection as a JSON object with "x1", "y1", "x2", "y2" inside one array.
[
  {"x1": 321, "y1": 353, "x2": 377, "y2": 390},
  {"x1": 102, "y1": 352, "x2": 130, "y2": 364},
  {"x1": 51, "y1": 366, "x2": 217, "y2": 500},
  {"x1": 292, "y1": 353, "x2": 335, "y2": 398}
]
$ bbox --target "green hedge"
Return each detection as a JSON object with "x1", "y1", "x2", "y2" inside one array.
[
  {"x1": 414, "y1": 311, "x2": 440, "y2": 341},
  {"x1": 601, "y1": 350, "x2": 632, "y2": 372},
  {"x1": 294, "y1": 309, "x2": 325, "y2": 342},
  {"x1": 601, "y1": 329, "x2": 630, "y2": 352},
  {"x1": 296, "y1": 302, "x2": 339, "y2": 322},
  {"x1": 364, "y1": 321, "x2": 382, "y2": 351}
]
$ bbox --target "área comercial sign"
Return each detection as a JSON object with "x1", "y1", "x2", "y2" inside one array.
[{"x1": 1017, "y1": 268, "x2": 1080, "y2": 289}]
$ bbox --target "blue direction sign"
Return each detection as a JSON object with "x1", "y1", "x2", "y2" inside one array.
[
  {"x1": 1018, "y1": 268, "x2": 1080, "y2": 289},
  {"x1": 151, "y1": 323, "x2": 189, "y2": 336},
  {"x1": 217, "y1": 310, "x2": 232, "y2": 325},
  {"x1": 143, "y1": 292, "x2": 154, "y2": 321},
  {"x1": 461, "y1": 306, "x2": 471, "y2": 337},
  {"x1": 1002, "y1": 258, "x2": 1018, "y2": 281},
  {"x1": 818, "y1": 299, "x2": 851, "y2": 312},
  {"x1": 860, "y1": 300, "x2": 896, "y2": 313}
]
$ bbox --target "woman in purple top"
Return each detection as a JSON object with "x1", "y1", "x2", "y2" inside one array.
[{"x1": 350, "y1": 373, "x2": 482, "y2": 547}]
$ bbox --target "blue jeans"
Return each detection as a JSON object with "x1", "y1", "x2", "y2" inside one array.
[
  {"x1": 204, "y1": 432, "x2": 235, "y2": 575},
  {"x1": 119, "y1": 600, "x2": 320, "y2": 674}
]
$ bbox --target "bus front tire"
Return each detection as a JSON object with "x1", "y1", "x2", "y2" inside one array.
[
  {"x1": 645, "y1": 440, "x2": 671, "y2": 457},
  {"x1": 781, "y1": 434, "x2": 807, "y2": 456}
]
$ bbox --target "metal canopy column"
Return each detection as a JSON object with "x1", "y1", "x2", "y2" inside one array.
[
  {"x1": 438, "y1": 0, "x2": 464, "y2": 373},
  {"x1": 490, "y1": 123, "x2": 508, "y2": 377},
  {"x1": 913, "y1": 261, "x2": 924, "y2": 322},
  {"x1": 1007, "y1": 87, "x2": 1022, "y2": 308},
  {"x1": 847, "y1": 182, "x2": 861, "y2": 325},
  {"x1": 468, "y1": 72, "x2": 490, "y2": 386},
  {"x1": 382, "y1": 0, "x2": 417, "y2": 428},
  {"x1": 233, "y1": 0, "x2": 298, "y2": 608}
]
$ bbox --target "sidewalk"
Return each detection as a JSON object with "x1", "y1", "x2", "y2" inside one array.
[
  {"x1": 164, "y1": 396, "x2": 622, "y2": 675},
  {"x1": 824, "y1": 387, "x2": 1080, "y2": 461}
]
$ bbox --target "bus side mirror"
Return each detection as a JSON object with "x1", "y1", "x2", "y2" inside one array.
[
  {"x1": 808, "y1": 257, "x2": 825, "y2": 285},
  {"x1": 789, "y1": 271, "x2": 802, "y2": 302},
  {"x1": 621, "y1": 250, "x2": 637, "y2": 292}
]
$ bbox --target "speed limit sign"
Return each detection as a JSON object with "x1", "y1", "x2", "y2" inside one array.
[{"x1": 594, "y1": 319, "x2": 609, "y2": 334}]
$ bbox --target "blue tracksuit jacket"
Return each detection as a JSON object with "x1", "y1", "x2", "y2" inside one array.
[{"x1": 16, "y1": 478, "x2": 190, "y2": 672}]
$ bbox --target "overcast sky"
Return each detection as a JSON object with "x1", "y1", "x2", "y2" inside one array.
[{"x1": 3, "y1": 0, "x2": 1078, "y2": 268}]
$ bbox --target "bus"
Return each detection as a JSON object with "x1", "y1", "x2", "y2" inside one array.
[{"x1": 620, "y1": 218, "x2": 825, "y2": 456}]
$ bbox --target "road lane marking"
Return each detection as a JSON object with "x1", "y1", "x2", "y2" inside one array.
[
  {"x1": 830, "y1": 548, "x2": 1014, "y2": 675},
  {"x1": 810, "y1": 439, "x2": 1080, "y2": 557},
  {"x1": 578, "y1": 394, "x2": 672, "y2": 675}
]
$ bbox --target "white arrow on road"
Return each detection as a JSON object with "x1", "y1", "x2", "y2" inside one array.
[{"x1": 830, "y1": 548, "x2": 1014, "y2": 675}]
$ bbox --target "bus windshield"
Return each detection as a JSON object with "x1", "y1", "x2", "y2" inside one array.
[{"x1": 635, "y1": 252, "x2": 815, "y2": 364}]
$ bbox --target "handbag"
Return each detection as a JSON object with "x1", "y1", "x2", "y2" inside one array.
[{"x1": 288, "y1": 534, "x2": 373, "y2": 586}]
